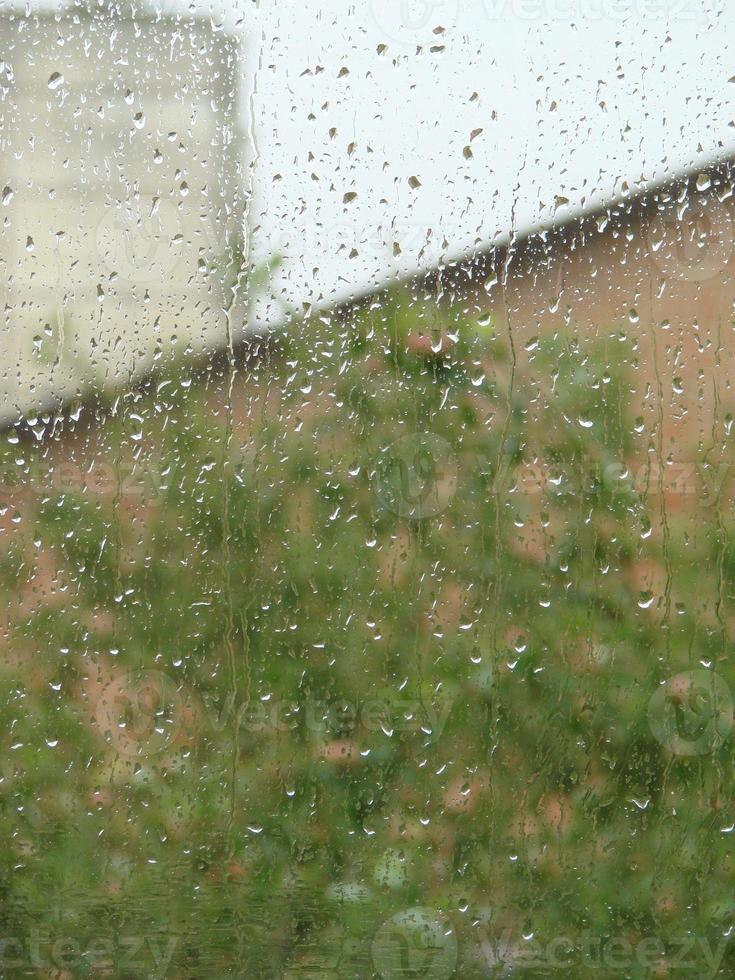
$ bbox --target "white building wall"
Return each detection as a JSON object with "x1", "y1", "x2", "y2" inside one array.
[{"x1": 0, "y1": 6, "x2": 244, "y2": 422}]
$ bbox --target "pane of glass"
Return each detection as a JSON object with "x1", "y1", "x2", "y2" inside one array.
[{"x1": 1, "y1": 0, "x2": 733, "y2": 975}]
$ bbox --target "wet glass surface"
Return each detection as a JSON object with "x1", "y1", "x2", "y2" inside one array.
[{"x1": 2, "y1": 1, "x2": 735, "y2": 977}]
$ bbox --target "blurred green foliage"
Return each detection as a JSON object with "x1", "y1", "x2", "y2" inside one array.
[{"x1": 0, "y1": 292, "x2": 733, "y2": 976}]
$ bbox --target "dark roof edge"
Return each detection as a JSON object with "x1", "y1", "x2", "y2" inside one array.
[
  {"x1": 8, "y1": 151, "x2": 735, "y2": 440},
  {"x1": 310, "y1": 149, "x2": 735, "y2": 323}
]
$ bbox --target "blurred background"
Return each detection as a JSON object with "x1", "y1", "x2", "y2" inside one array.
[{"x1": 3, "y1": 1, "x2": 735, "y2": 977}]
